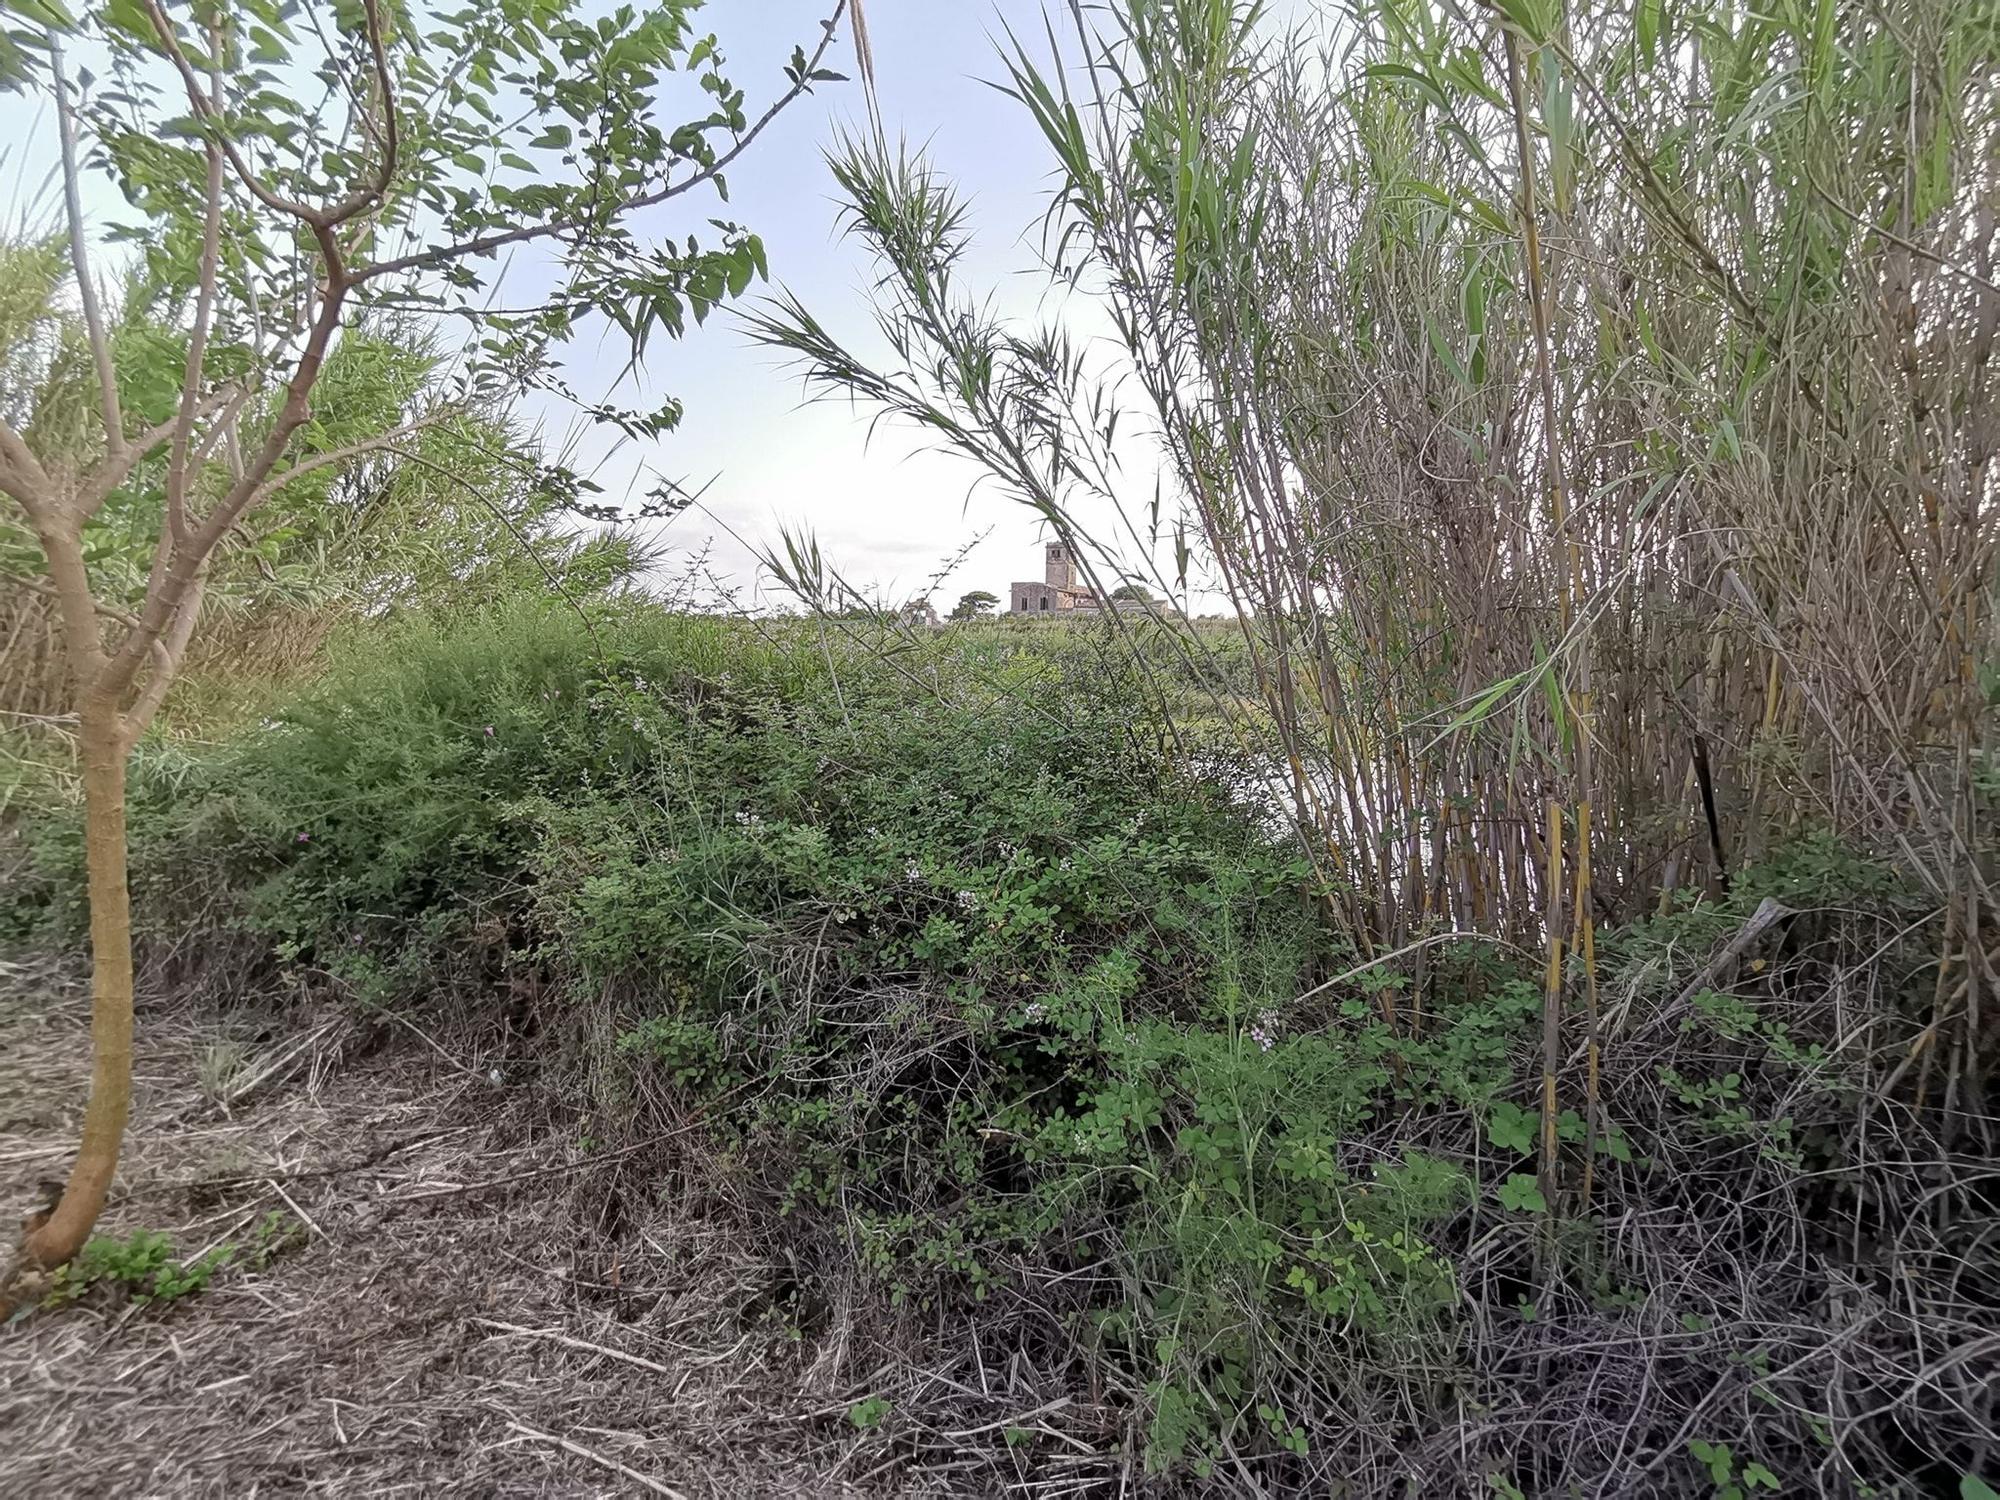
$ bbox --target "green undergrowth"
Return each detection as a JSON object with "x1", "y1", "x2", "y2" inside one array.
[
  {"x1": 16, "y1": 604, "x2": 1483, "y2": 1460},
  {"x1": 3, "y1": 602, "x2": 1964, "y2": 1484},
  {"x1": 41, "y1": 1213, "x2": 304, "y2": 1311}
]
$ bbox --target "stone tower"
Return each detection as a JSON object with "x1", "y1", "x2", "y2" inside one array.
[
  {"x1": 1011, "y1": 540, "x2": 1092, "y2": 614},
  {"x1": 1045, "y1": 542, "x2": 1074, "y2": 590}
]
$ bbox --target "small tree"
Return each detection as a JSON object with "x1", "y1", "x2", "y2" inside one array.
[
  {"x1": 2, "y1": 289, "x2": 648, "y2": 719},
  {"x1": 949, "y1": 588, "x2": 997, "y2": 619},
  {"x1": 0, "y1": 0, "x2": 862, "y2": 1307}
]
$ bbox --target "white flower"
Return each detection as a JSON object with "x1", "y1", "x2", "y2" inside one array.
[
  {"x1": 905, "y1": 860, "x2": 923, "y2": 880},
  {"x1": 955, "y1": 888, "x2": 979, "y2": 911}
]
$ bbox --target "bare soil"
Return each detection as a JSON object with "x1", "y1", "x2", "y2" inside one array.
[{"x1": 0, "y1": 967, "x2": 1110, "y2": 1497}]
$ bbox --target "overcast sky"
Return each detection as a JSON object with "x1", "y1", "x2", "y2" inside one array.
[
  {"x1": 586, "y1": 0, "x2": 1127, "y2": 612},
  {"x1": 2, "y1": 2, "x2": 1246, "y2": 612}
]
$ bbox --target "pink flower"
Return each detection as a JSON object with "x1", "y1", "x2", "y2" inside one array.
[
  {"x1": 483, "y1": 725, "x2": 495, "y2": 737},
  {"x1": 296, "y1": 833, "x2": 311, "y2": 844}
]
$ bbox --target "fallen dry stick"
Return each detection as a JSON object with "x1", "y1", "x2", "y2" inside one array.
[
  {"x1": 503, "y1": 1418, "x2": 686, "y2": 1497},
  {"x1": 1669, "y1": 896, "x2": 1792, "y2": 1010},
  {"x1": 473, "y1": 1317, "x2": 673, "y2": 1375}
]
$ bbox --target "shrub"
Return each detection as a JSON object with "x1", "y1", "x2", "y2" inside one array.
[
  {"x1": 63, "y1": 601, "x2": 1495, "y2": 1459},
  {"x1": 13, "y1": 599, "x2": 1987, "y2": 1489}
]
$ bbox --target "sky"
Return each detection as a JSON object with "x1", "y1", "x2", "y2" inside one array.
[
  {"x1": 0, "y1": 1, "x2": 1322, "y2": 613},
  {"x1": 568, "y1": 0, "x2": 1124, "y2": 613}
]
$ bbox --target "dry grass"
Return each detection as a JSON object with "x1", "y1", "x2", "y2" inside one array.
[{"x1": 0, "y1": 969, "x2": 1127, "y2": 1497}]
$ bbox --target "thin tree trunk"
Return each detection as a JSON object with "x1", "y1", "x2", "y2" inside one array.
[{"x1": 22, "y1": 705, "x2": 133, "y2": 1269}]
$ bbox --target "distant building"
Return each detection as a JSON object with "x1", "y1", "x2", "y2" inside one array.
[
  {"x1": 898, "y1": 597, "x2": 941, "y2": 628},
  {"x1": 1009, "y1": 543, "x2": 1153, "y2": 616},
  {"x1": 1010, "y1": 542, "x2": 1097, "y2": 614}
]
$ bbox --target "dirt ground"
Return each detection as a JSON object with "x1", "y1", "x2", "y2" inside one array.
[{"x1": 0, "y1": 966, "x2": 1116, "y2": 1497}]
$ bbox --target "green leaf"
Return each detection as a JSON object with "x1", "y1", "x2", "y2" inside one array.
[
  {"x1": 103, "y1": 0, "x2": 156, "y2": 43},
  {"x1": 1636, "y1": 0, "x2": 1662, "y2": 64},
  {"x1": 1426, "y1": 315, "x2": 1470, "y2": 387},
  {"x1": 4, "y1": 0, "x2": 75, "y2": 27},
  {"x1": 847, "y1": 1396, "x2": 891, "y2": 1429},
  {"x1": 1491, "y1": 0, "x2": 1547, "y2": 43},
  {"x1": 1364, "y1": 62, "x2": 1449, "y2": 112},
  {"x1": 725, "y1": 249, "x2": 753, "y2": 298},
  {"x1": 1486, "y1": 1101, "x2": 1535, "y2": 1155},
  {"x1": 1432, "y1": 670, "x2": 1528, "y2": 746},
  {"x1": 1497, "y1": 1175, "x2": 1546, "y2": 1214},
  {"x1": 1962, "y1": 1478, "x2": 2000, "y2": 1500}
]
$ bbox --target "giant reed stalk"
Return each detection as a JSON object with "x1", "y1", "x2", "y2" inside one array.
[{"x1": 755, "y1": 0, "x2": 1998, "y2": 1115}]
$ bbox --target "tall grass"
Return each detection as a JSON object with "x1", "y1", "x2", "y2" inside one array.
[
  {"x1": 742, "y1": 5, "x2": 2000, "y2": 1482},
  {"x1": 755, "y1": 0, "x2": 1997, "y2": 1118}
]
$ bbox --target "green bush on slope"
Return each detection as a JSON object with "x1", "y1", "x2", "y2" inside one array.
[
  {"x1": 8, "y1": 603, "x2": 1971, "y2": 1489},
  {"x1": 32, "y1": 603, "x2": 1502, "y2": 1470}
]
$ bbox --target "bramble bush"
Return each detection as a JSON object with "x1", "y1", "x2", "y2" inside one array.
[
  {"x1": 12, "y1": 602, "x2": 1502, "y2": 1465},
  {"x1": 8, "y1": 601, "x2": 1988, "y2": 1489}
]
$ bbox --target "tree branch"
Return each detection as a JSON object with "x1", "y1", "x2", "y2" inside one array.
[
  {"x1": 15, "y1": 573, "x2": 144, "y2": 636},
  {"x1": 0, "y1": 420, "x2": 54, "y2": 510},
  {"x1": 51, "y1": 41, "x2": 125, "y2": 459},
  {"x1": 17, "y1": 509, "x2": 109, "y2": 685},
  {"x1": 238, "y1": 409, "x2": 458, "y2": 512},
  {"x1": 95, "y1": 271, "x2": 353, "y2": 701},
  {"x1": 326, "y1": 0, "x2": 400, "y2": 227},
  {"x1": 355, "y1": 0, "x2": 851, "y2": 284},
  {"x1": 385, "y1": 443, "x2": 604, "y2": 648},
  {"x1": 166, "y1": 22, "x2": 231, "y2": 545},
  {"x1": 77, "y1": 414, "x2": 190, "y2": 522},
  {"x1": 121, "y1": 581, "x2": 205, "y2": 743},
  {"x1": 139, "y1": 0, "x2": 327, "y2": 229}
]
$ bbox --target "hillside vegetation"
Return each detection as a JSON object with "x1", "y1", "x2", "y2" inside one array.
[{"x1": 7, "y1": 602, "x2": 1988, "y2": 1494}]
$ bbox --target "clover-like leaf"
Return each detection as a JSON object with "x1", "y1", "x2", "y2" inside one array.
[{"x1": 1486, "y1": 1100, "x2": 1535, "y2": 1155}]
